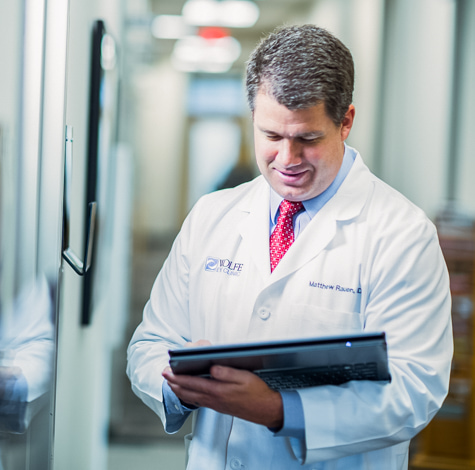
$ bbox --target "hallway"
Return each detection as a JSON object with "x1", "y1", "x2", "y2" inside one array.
[{"x1": 108, "y1": 440, "x2": 185, "y2": 470}]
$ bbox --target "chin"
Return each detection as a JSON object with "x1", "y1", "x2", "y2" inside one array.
[{"x1": 277, "y1": 188, "x2": 308, "y2": 202}]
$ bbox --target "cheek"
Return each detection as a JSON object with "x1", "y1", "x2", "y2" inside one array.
[{"x1": 255, "y1": 140, "x2": 276, "y2": 165}]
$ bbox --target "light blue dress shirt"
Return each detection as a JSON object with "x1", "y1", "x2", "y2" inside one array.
[{"x1": 163, "y1": 144, "x2": 357, "y2": 438}]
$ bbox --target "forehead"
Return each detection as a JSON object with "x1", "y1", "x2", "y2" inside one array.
[{"x1": 253, "y1": 92, "x2": 333, "y2": 132}]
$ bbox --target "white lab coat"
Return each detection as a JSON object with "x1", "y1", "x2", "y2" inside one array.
[{"x1": 127, "y1": 152, "x2": 453, "y2": 470}]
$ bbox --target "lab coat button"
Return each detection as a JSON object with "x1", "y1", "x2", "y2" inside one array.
[
  {"x1": 230, "y1": 458, "x2": 242, "y2": 469},
  {"x1": 257, "y1": 307, "x2": 270, "y2": 320}
]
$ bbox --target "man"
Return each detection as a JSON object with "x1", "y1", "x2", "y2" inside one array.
[{"x1": 127, "y1": 25, "x2": 453, "y2": 469}]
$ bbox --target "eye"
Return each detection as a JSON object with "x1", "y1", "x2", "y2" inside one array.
[
  {"x1": 299, "y1": 136, "x2": 320, "y2": 144},
  {"x1": 265, "y1": 133, "x2": 282, "y2": 141}
]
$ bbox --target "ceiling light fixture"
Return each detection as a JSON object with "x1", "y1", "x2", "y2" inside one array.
[
  {"x1": 151, "y1": 14, "x2": 194, "y2": 39},
  {"x1": 172, "y1": 33, "x2": 242, "y2": 73},
  {"x1": 182, "y1": 0, "x2": 260, "y2": 28}
]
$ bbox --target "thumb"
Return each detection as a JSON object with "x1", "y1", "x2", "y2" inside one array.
[
  {"x1": 209, "y1": 365, "x2": 232, "y2": 381},
  {"x1": 210, "y1": 365, "x2": 252, "y2": 383}
]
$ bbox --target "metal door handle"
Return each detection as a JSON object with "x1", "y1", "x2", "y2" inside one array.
[{"x1": 62, "y1": 125, "x2": 97, "y2": 275}]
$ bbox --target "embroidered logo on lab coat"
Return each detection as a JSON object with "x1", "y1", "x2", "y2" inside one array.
[{"x1": 205, "y1": 257, "x2": 243, "y2": 277}]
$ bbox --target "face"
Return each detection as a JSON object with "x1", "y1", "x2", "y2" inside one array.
[{"x1": 253, "y1": 92, "x2": 355, "y2": 202}]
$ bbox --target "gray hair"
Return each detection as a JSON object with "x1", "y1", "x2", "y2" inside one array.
[{"x1": 246, "y1": 24, "x2": 354, "y2": 126}]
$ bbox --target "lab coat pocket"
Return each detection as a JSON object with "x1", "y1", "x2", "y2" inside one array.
[{"x1": 290, "y1": 305, "x2": 364, "y2": 337}]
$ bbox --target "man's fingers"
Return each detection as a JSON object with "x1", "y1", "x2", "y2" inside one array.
[
  {"x1": 167, "y1": 379, "x2": 215, "y2": 409},
  {"x1": 165, "y1": 372, "x2": 215, "y2": 395},
  {"x1": 210, "y1": 365, "x2": 256, "y2": 384}
]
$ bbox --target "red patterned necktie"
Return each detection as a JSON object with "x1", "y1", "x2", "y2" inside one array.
[{"x1": 270, "y1": 200, "x2": 303, "y2": 272}]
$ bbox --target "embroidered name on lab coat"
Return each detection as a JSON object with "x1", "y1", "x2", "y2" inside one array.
[
  {"x1": 205, "y1": 257, "x2": 243, "y2": 277},
  {"x1": 309, "y1": 281, "x2": 362, "y2": 294}
]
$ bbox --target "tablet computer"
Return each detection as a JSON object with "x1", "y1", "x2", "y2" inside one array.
[{"x1": 168, "y1": 332, "x2": 391, "y2": 390}]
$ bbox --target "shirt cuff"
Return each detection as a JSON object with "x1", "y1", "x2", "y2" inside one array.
[
  {"x1": 270, "y1": 390, "x2": 305, "y2": 441},
  {"x1": 162, "y1": 380, "x2": 196, "y2": 433}
]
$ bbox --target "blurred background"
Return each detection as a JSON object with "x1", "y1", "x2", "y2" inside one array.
[{"x1": 0, "y1": 0, "x2": 474, "y2": 469}]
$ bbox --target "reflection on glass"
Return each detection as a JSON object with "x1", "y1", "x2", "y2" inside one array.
[
  {"x1": 0, "y1": 276, "x2": 55, "y2": 468},
  {"x1": 0, "y1": 0, "x2": 61, "y2": 467}
]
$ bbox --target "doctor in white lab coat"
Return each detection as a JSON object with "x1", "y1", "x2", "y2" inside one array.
[{"x1": 127, "y1": 25, "x2": 453, "y2": 470}]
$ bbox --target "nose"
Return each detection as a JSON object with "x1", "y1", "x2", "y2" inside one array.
[{"x1": 276, "y1": 138, "x2": 301, "y2": 167}]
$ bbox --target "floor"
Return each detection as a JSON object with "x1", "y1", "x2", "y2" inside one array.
[{"x1": 108, "y1": 440, "x2": 186, "y2": 470}]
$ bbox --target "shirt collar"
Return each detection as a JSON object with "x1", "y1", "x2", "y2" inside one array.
[{"x1": 270, "y1": 143, "x2": 357, "y2": 223}]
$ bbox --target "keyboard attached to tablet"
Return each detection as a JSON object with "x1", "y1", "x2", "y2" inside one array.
[{"x1": 168, "y1": 332, "x2": 391, "y2": 390}]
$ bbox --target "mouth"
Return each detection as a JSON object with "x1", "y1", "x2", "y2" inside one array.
[{"x1": 275, "y1": 168, "x2": 308, "y2": 184}]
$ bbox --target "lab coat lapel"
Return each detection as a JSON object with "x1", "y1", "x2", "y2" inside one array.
[
  {"x1": 268, "y1": 154, "x2": 372, "y2": 284},
  {"x1": 237, "y1": 177, "x2": 272, "y2": 281},
  {"x1": 268, "y1": 211, "x2": 337, "y2": 284}
]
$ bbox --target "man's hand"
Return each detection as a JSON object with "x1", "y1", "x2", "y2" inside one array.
[{"x1": 162, "y1": 341, "x2": 283, "y2": 429}]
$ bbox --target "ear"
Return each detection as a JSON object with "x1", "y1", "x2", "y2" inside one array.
[{"x1": 340, "y1": 104, "x2": 355, "y2": 141}]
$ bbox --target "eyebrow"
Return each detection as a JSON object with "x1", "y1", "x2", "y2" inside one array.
[{"x1": 259, "y1": 127, "x2": 325, "y2": 139}]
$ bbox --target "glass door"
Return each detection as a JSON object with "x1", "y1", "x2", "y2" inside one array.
[{"x1": 0, "y1": 1, "x2": 63, "y2": 468}]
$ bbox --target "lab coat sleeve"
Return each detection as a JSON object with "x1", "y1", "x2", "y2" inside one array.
[
  {"x1": 126, "y1": 204, "x2": 196, "y2": 432},
  {"x1": 295, "y1": 205, "x2": 453, "y2": 463}
]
